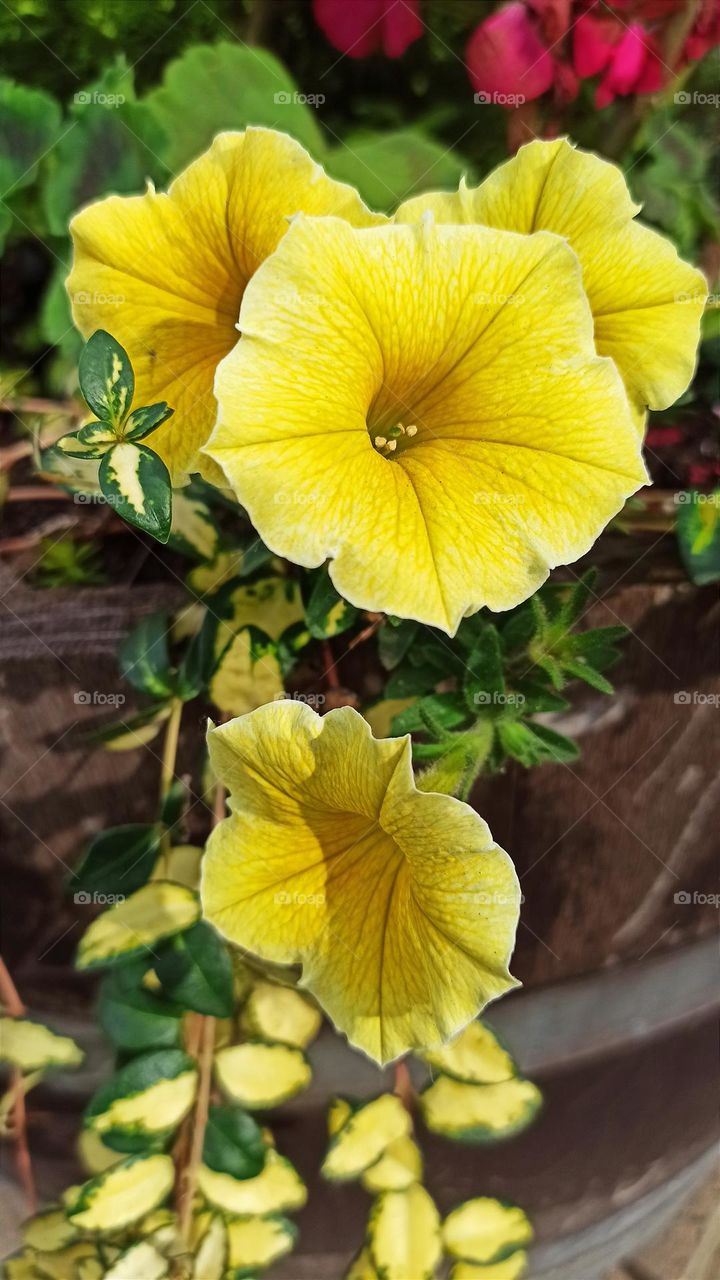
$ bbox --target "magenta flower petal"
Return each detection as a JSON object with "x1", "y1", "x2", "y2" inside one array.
[
  {"x1": 467, "y1": 2, "x2": 555, "y2": 102},
  {"x1": 313, "y1": 0, "x2": 422, "y2": 60}
]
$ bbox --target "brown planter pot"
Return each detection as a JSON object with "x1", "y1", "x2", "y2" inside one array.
[{"x1": 1, "y1": 551, "x2": 718, "y2": 1275}]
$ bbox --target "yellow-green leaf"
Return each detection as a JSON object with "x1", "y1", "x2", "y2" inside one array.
[
  {"x1": 0, "y1": 1017, "x2": 83, "y2": 1071},
  {"x1": 449, "y1": 1252, "x2": 529, "y2": 1280},
  {"x1": 99, "y1": 442, "x2": 172, "y2": 544},
  {"x1": 328, "y1": 1095, "x2": 354, "y2": 1138},
  {"x1": 65, "y1": 1154, "x2": 174, "y2": 1232},
  {"x1": 197, "y1": 1149, "x2": 306, "y2": 1215},
  {"x1": 103, "y1": 1241, "x2": 169, "y2": 1279},
  {"x1": 421, "y1": 1021, "x2": 516, "y2": 1085},
  {"x1": 150, "y1": 844, "x2": 202, "y2": 891},
  {"x1": 76, "y1": 882, "x2": 200, "y2": 970},
  {"x1": 77, "y1": 1126, "x2": 124, "y2": 1175},
  {"x1": 192, "y1": 1215, "x2": 227, "y2": 1280},
  {"x1": 368, "y1": 1184, "x2": 442, "y2": 1280},
  {"x1": 322, "y1": 1094, "x2": 410, "y2": 1182},
  {"x1": 225, "y1": 1214, "x2": 297, "y2": 1270},
  {"x1": 241, "y1": 981, "x2": 322, "y2": 1049},
  {"x1": 421, "y1": 1076, "x2": 542, "y2": 1143},
  {"x1": 213, "y1": 1041, "x2": 311, "y2": 1109},
  {"x1": 22, "y1": 1210, "x2": 78, "y2": 1252},
  {"x1": 345, "y1": 1248, "x2": 380, "y2": 1279},
  {"x1": 442, "y1": 1198, "x2": 533, "y2": 1265},
  {"x1": 361, "y1": 1135, "x2": 422, "y2": 1193}
]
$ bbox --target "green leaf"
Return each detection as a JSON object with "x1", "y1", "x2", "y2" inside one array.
[
  {"x1": 154, "y1": 921, "x2": 234, "y2": 1017},
  {"x1": 85, "y1": 703, "x2": 172, "y2": 753},
  {"x1": 203, "y1": 1105, "x2": 267, "y2": 1181},
  {"x1": 144, "y1": 42, "x2": 325, "y2": 173},
  {"x1": 385, "y1": 663, "x2": 439, "y2": 699},
  {"x1": 0, "y1": 77, "x2": 62, "y2": 249},
  {"x1": 464, "y1": 626, "x2": 505, "y2": 709},
  {"x1": 392, "y1": 693, "x2": 469, "y2": 736},
  {"x1": 167, "y1": 485, "x2": 220, "y2": 563},
  {"x1": 55, "y1": 431, "x2": 107, "y2": 460},
  {"x1": 563, "y1": 658, "x2": 614, "y2": 695},
  {"x1": 557, "y1": 570, "x2": 597, "y2": 629},
  {"x1": 70, "y1": 824, "x2": 160, "y2": 898},
  {"x1": 79, "y1": 330, "x2": 134, "y2": 427},
  {"x1": 498, "y1": 720, "x2": 579, "y2": 767},
  {"x1": 676, "y1": 490, "x2": 720, "y2": 585},
  {"x1": 123, "y1": 402, "x2": 174, "y2": 442},
  {"x1": 304, "y1": 566, "x2": 358, "y2": 639},
  {"x1": 42, "y1": 58, "x2": 167, "y2": 238},
  {"x1": 99, "y1": 442, "x2": 172, "y2": 543},
  {"x1": 378, "y1": 620, "x2": 419, "y2": 670},
  {"x1": 76, "y1": 421, "x2": 119, "y2": 455},
  {"x1": 85, "y1": 1048, "x2": 196, "y2": 1152},
  {"x1": 327, "y1": 129, "x2": 465, "y2": 213},
  {"x1": 98, "y1": 965, "x2": 182, "y2": 1052},
  {"x1": 118, "y1": 613, "x2": 174, "y2": 698}
]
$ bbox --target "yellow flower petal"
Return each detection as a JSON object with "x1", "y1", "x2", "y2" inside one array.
[
  {"x1": 67, "y1": 128, "x2": 384, "y2": 479},
  {"x1": 201, "y1": 701, "x2": 520, "y2": 1064},
  {"x1": 396, "y1": 138, "x2": 707, "y2": 417},
  {"x1": 206, "y1": 216, "x2": 646, "y2": 633}
]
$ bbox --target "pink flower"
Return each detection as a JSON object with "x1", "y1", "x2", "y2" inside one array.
[
  {"x1": 685, "y1": 0, "x2": 720, "y2": 61},
  {"x1": 527, "y1": 0, "x2": 572, "y2": 44},
  {"x1": 466, "y1": 2, "x2": 555, "y2": 102},
  {"x1": 313, "y1": 0, "x2": 423, "y2": 59},
  {"x1": 573, "y1": 12, "x2": 663, "y2": 107}
]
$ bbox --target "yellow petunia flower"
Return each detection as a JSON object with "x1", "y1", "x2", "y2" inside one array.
[
  {"x1": 66, "y1": 127, "x2": 385, "y2": 479},
  {"x1": 205, "y1": 215, "x2": 647, "y2": 633},
  {"x1": 395, "y1": 138, "x2": 708, "y2": 424},
  {"x1": 201, "y1": 700, "x2": 520, "y2": 1065}
]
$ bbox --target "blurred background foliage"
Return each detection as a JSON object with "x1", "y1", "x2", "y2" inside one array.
[{"x1": 1, "y1": 0, "x2": 718, "y2": 447}]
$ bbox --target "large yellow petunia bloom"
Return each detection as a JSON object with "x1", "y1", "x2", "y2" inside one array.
[
  {"x1": 201, "y1": 701, "x2": 520, "y2": 1065},
  {"x1": 205, "y1": 215, "x2": 647, "y2": 633},
  {"x1": 395, "y1": 138, "x2": 708, "y2": 424},
  {"x1": 66, "y1": 128, "x2": 385, "y2": 478}
]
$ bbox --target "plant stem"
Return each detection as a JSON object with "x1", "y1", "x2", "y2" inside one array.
[
  {"x1": 0, "y1": 956, "x2": 37, "y2": 1212},
  {"x1": 177, "y1": 1014, "x2": 216, "y2": 1247},
  {"x1": 393, "y1": 1058, "x2": 415, "y2": 1113},
  {"x1": 158, "y1": 698, "x2": 183, "y2": 869}
]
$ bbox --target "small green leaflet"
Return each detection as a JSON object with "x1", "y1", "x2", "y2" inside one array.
[
  {"x1": 203, "y1": 1105, "x2": 267, "y2": 1180},
  {"x1": 98, "y1": 964, "x2": 182, "y2": 1053},
  {"x1": 154, "y1": 921, "x2": 234, "y2": 1017},
  {"x1": 79, "y1": 330, "x2": 134, "y2": 427},
  {"x1": 99, "y1": 443, "x2": 172, "y2": 544},
  {"x1": 70, "y1": 824, "x2": 160, "y2": 898},
  {"x1": 56, "y1": 423, "x2": 116, "y2": 459},
  {"x1": 304, "y1": 566, "x2": 358, "y2": 639},
  {"x1": 118, "y1": 613, "x2": 174, "y2": 698},
  {"x1": 676, "y1": 490, "x2": 720, "y2": 585},
  {"x1": 124, "y1": 402, "x2": 174, "y2": 442}
]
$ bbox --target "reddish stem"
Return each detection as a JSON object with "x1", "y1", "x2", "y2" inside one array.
[{"x1": 0, "y1": 956, "x2": 37, "y2": 1211}]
